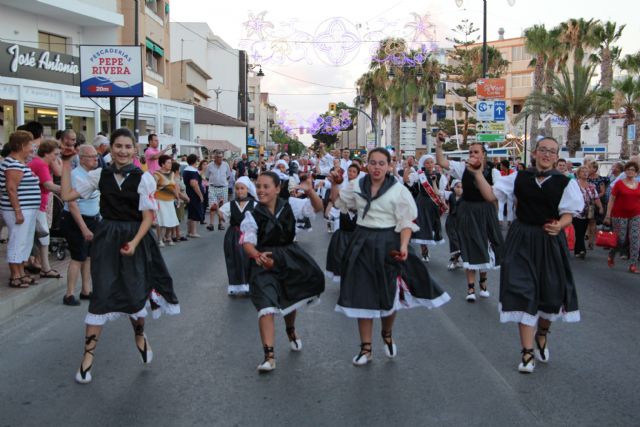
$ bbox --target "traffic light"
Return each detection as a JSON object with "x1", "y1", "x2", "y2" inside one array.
[{"x1": 328, "y1": 102, "x2": 337, "y2": 115}]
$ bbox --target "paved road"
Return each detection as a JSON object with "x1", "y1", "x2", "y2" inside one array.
[{"x1": 0, "y1": 218, "x2": 638, "y2": 426}]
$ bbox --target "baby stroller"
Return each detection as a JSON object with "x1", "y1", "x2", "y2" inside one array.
[{"x1": 48, "y1": 194, "x2": 68, "y2": 260}]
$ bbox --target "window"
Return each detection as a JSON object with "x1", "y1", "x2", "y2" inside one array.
[
  {"x1": 163, "y1": 118, "x2": 175, "y2": 136},
  {"x1": 249, "y1": 105, "x2": 255, "y2": 121},
  {"x1": 38, "y1": 31, "x2": 67, "y2": 54},
  {"x1": 145, "y1": 0, "x2": 164, "y2": 15},
  {"x1": 512, "y1": 74, "x2": 532, "y2": 88},
  {"x1": 180, "y1": 120, "x2": 191, "y2": 140},
  {"x1": 436, "y1": 82, "x2": 446, "y2": 99},
  {"x1": 512, "y1": 104, "x2": 523, "y2": 114},
  {"x1": 512, "y1": 46, "x2": 532, "y2": 62},
  {"x1": 616, "y1": 127, "x2": 623, "y2": 137},
  {"x1": 146, "y1": 48, "x2": 159, "y2": 72}
]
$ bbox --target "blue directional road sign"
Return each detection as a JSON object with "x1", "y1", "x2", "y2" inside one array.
[{"x1": 493, "y1": 100, "x2": 506, "y2": 121}]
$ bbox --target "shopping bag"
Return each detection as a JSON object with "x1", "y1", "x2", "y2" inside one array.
[{"x1": 564, "y1": 225, "x2": 575, "y2": 251}]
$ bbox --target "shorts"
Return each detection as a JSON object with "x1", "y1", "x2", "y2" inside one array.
[
  {"x1": 61, "y1": 212, "x2": 100, "y2": 262},
  {"x1": 208, "y1": 186, "x2": 228, "y2": 208},
  {"x1": 2, "y1": 209, "x2": 37, "y2": 264}
]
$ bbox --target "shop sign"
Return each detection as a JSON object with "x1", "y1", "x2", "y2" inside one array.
[
  {"x1": 476, "y1": 78, "x2": 506, "y2": 99},
  {"x1": 79, "y1": 45, "x2": 143, "y2": 97},
  {"x1": 0, "y1": 41, "x2": 80, "y2": 86}
]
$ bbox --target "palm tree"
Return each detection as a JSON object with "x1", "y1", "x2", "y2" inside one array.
[
  {"x1": 524, "y1": 24, "x2": 550, "y2": 136},
  {"x1": 619, "y1": 52, "x2": 640, "y2": 75},
  {"x1": 356, "y1": 71, "x2": 379, "y2": 129},
  {"x1": 613, "y1": 76, "x2": 640, "y2": 158},
  {"x1": 592, "y1": 21, "x2": 626, "y2": 146},
  {"x1": 520, "y1": 63, "x2": 612, "y2": 156},
  {"x1": 542, "y1": 26, "x2": 568, "y2": 134},
  {"x1": 559, "y1": 18, "x2": 600, "y2": 64}
]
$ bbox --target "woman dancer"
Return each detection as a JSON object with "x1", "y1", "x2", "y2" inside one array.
[
  {"x1": 241, "y1": 172, "x2": 325, "y2": 372},
  {"x1": 325, "y1": 164, "x2": 360, "y2": 283},
  {"x1": 435, "y1": 131, "x2": 503, "y2": 302},
  {"x1": 220, "y1": 177, "x2": 257, "y2": 296},
  {"x1": 60, "y1": 128, "x2": 180, "y2": 384},
  {"x1": 404, "y1": 154, "x2": 447, "y2": 262},
  {"x1": 445, "y1": 180, "x2": 463, "y2": 270},
  {"x1": 331, "y1": 148, "x2": 450, "y2": 366},
  {"x1": 494, "y1": 136, "x2": 583, "y2": 373}
]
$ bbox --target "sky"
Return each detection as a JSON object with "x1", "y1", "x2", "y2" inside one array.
[{"x1": 171, "y1": 0, "x2": 640, "y2": 132}]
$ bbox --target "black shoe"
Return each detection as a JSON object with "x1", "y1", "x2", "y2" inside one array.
[
  {"x1": 218, "y1": 224, "x2": 225, "y2": 231},
  {"x1": 179, "y1": 236, "x2": 188, "y2": 241},
  {"x1": 63, "y1": 295, "x2": 80, "y2": 306},
  {"x1": 206, "y1": 225, "x2": 215, "y2": 231},
  {"x1": 79, "y1": 292, "x2": 92, "y2": 300}
]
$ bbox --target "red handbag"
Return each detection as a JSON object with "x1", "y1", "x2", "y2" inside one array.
[
  {"x1": 564, "y1": 225, "x2": 575, "y2": 251},
  {"x1": 595, "y1": 229, "x2": 618, "y2": 249}
]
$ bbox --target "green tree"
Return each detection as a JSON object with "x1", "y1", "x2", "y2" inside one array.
[
  {"x1": 559, "y1": 18, "x2": 600, "y2": 64},
  {"x1": 524, "y1": 24, "x2": 550, "y2": 136},
  {"x1": 520, "y1": 63, "x2": 612, "y2": 156},
  {"x1": 613, "y1": 76, "x2": 640, "y2": 158}
]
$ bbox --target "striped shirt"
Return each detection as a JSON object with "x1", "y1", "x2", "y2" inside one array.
[{"x1": 0, "y1": 156, "x2": 41, "y2": 211}]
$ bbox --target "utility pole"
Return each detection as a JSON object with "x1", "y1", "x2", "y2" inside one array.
[
  {"x1": 482, "y1": 0, "x2": 488, "y2": 78},
  {"x1": 133, "y1": 0, "x2": 139, "y2": 141}
]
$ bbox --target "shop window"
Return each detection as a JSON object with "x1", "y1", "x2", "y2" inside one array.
[
  {"x1": 24, "y1": 106, "x2": 58, "y2": 137},
  {"x1": 0, "y1": 103, "x2": 17, "y2": 145},
  {"x1": 163, "y1": 118, "x2": 175, "y2": 136},
  {"x1": 38, "y1": 31, "x2": 67, "y2": 54}
]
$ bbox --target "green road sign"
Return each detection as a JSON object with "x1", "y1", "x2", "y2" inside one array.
[{"x1": 477, "y1": 133, "x2": 505, "y2": 143}]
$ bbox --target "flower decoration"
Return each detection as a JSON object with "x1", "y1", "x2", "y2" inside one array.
[{"x1": 310, "y1": 109, "x2": 354, "y2": 136}]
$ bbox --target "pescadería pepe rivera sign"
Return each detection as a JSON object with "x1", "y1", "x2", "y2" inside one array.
[
  {"x1": 79, "y1": 45, "x2": 143, "y2": 97},
  {"x1": 0, "y1": 41, "x2": 80, "y2": 85}
]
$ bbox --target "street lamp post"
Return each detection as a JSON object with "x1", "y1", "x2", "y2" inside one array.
[{"x1": 455, "y1": 0, "x2": 516, "y2": 78}]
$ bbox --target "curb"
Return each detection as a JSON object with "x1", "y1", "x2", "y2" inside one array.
[{"x1": 0, "y1": 276, "x2": 67, "y2": 324}]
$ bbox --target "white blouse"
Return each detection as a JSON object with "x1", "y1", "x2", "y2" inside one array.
[
  {"x1": 405, "y1": 170, "x2": 449, "y2": 196},
  {"x1": 240, "y1": 197, "x2": 316, "y2": 245},
  {"x1": 448, "y1": 160, "x2": 502, "y2": 185},
  {"x1": 336, "y1": 177, "x2": 419, "y2": 233},
  {"x1": 75, "y1": 168, "x2": 158, "y2": 211},
  {"x1": 219, "y1": 200, "x2": 252, "y2": 220},
  {"x1": 493, "y1": 172, "x2": 585, "y2": 217}
]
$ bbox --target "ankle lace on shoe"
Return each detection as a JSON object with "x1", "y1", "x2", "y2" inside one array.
[
  {"x1": 518, "y1": 348, "x2": 535, "y2": 374},
  {"x1": 352, "y1": 343, "x2": 372, "y2": 366},
  {"x1": 258, "y1": 346, "x2": 276, "y2": 372},
  {"x1": 286, "y1": 326, "x2": 302, "y2": 352},
  {"x1": 134, "y1": 324, "x2": 153, "y2": 364},
  {"x1": 381, "y1": 330, "x2": 397, "y2": 359},
  {"x1": 75, "y1": 335, "x2": 98, "y2": 384},
  {"x1": 466, "y1": 284, "x2": 476, "y2": 302},
  {"x1": 478, "y1": 277, "x2": 490, "y2": 298},
  {"x1": 534, "y1": 327, "x2": 550, "y2": 363}
]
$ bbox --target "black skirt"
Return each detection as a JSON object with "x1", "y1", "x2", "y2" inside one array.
[
  {"x1": 223, "y1": 225, "x2": 250, "y2": 294},
  {"x1": 499, "y1": 221, "x2": 580, "y2": 326},
  {"x1": 86, "y1": 220, "x2": 180, "y2": 325},
  {"x1": 325, "y1": 229, "x2": 353, "y2": 283},
  {"x1": 457, "y1": 200, "x2": 503, "y2": 270},
  {"x1": 411, "y1": 193, "x2": 444, "y2": 245},
  {"x1": 249, "y1": 243, "x2": 325, "y2": 316},
  {"x1": 445, "y1": 213, "x2": 461, "y2": 255},
  {"x1": 336, "y1": 226, "x2": 450, "y2": 318}
]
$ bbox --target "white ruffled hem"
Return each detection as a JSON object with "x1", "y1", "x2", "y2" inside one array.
[
  {"x1": 228, "y1": 284, "x2": 250, "y2": 295},
  {"x1": 257, "y1": 295, "x2": 321, "y2": 318},
  {"x1": 84, "y1": 290, "x2": 180, "y2": 325},
  {"x1": 325, "y1": 271, "x2": 341, "y2": 284},
  {"x1": 498, "y1": 303, "x2": 581, "y2": 326},
  {"x1": 335, "y1": 278, "x2": 450, "y2": 319},
  {"x1": 411, "y1": 238, "x2": 446, "y2": 245},
  {"x1": 463, "y1": 244, "x2": 499, "y2": 270}
]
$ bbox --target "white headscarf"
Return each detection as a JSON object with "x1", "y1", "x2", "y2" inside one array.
[
  {"x1": 235, "y1": 176, "x2": 257, "y2": 200},
  {"x1": 275, "y1": 159, "x2": 288, "y2": 170},
  {"x1": 418, "y1": 154, "x2": 435, "y2": 170}
]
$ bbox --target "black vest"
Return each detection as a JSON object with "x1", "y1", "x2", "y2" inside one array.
[
  {"x1": 279, "y1": 179, "x2": 290, "y2": 200},
  {"x1": 462, "y1": 167, "x2": 494, "y2": 202},
  {"x1": 229, "y1": 199, "x2": 256, "y2": 227},
  {"x1": 98, "y1": 168, "x2": 143, "y2": 221},
  {"x1": 253, "y1": 199, "x2": 296, "y2": 248},
  {"x1": 514, "y1": 170, "x2": 570, "y2": 225},
  {"x1": 448, "y1": 193, "x2": 461, "y2": 216},
  {"x1": 339, "y1": 211, "x2": 358, "y2": 232},
  {"x1": 409, "y1": 170, "x2": 441, "y2": 198}
]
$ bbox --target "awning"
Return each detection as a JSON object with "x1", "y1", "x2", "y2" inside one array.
[
  {"x1": 199, "y1": 139, "x2": 241, "y2": 153},
  {"x1": 145, "y1": 38, "x2": 164, "y2": 56}
]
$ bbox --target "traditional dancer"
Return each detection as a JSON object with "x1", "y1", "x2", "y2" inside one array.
[
  {"x1": 60, "y1": 128, "x2": 180, "y2": 384},
  {"x1": 219, "y1": 177, "x2": 257, "y2": 296},
  {"x1": 494, "y1": 136, "x2": 583, "y2": 373},
  {"x1": 444, "y1": 179, "x2": 464, "y2": 270},
  {"x1": 325, "y1": 163, "x2": 360, "y2": 283},
  {"x1": 241, "y1": 171, "x2": 325, "y2": 372},
  {"x1": 435, "y1": 131, "x2": 503, "y2": 302},
  {"x1": 404, "y1": 154, "x2": 447, "y2": 261},
  {"x1": 331, "y1": 148, "x2": 450, "y2": 366}
]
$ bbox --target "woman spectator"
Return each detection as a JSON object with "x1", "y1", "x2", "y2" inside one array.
[
  {"x1": 247, "y1": 160, "x2": 259, "y2": 181},
  {"x1": 197, "y1": 160, "x2": 209, "y2": 226},
  {"x1": 183, "y1": 154, "x2": 204, "y2": 238},
  {"x1": 170, "y1": 161, "x2": 189, "y2": 242},
  {"x1": 153, "y1": 155, "x2": 180, "y2": 247},
  {"x1": 28, "y1": 139, "x2": 62, "y2": 279},
  {"x1": 0, "y1": 130, "x2": 41, "y2": 287},
  {"x1": 573, "y1": 166, "x2": 603, "y2": 259},
  {"x1": 587, "y1": 161, "x2": 609, "y2": 249},
  {"x1": 605, "y1": 161, "x2": 640, "y2": 273}
]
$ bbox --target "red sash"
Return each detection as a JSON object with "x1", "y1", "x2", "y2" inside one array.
[{"x1": 419, "y1": 172, "x2": 446, "y2": 216}]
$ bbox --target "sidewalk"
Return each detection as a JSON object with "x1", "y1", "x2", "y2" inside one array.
[{"x1": 0, "y1": 239, "x2": 69, "y2": 324}]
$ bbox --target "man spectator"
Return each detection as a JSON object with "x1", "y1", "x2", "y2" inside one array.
[
  {"x1": 61, "y1": 144, "x2": 100, "y2": 306},
  {"x1": 236, "y1": 153, "x2": 248, "y2": 178},
  {"x1": 317, "y1": 143, "x2": 334, "y2": 176},
  {"x1": 556, "y1": 158, "x2": 575, "y2": 179},
  {"x1": 340, "y1": 149, "x2": 352, "y2": 171},
  {"x1": 499, "y1": 159, "x2": 514, "y2": 176},
  {"x1": 205, "y1": 150, "x2": 232, "y2": 230},
  {"x1": 92, "y1": 135, "x2": 110, "y2": 168},
  {"x1": 11, "y1": 121, "x2": 44, "y2": 159},
  {"x1": 145, "y1": 133, "x2": 172, "y2": 174}
]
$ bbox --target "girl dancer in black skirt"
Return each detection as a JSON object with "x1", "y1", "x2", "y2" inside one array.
[
  {"x1": 331, "y1": 148, "x2": 450, "y2": 366},
  {"x1": 435, "y1": 131, "x2": 503, "y2": 302},
  {"x1": 60, "y1": 128, "x2": 180, "y2": 384},
  {"x1": 494, "y1": 137, "x2": 583, "y2": 373},
  {"x1": 325, "y1": 164, "x2": 360, "y2": 283},
  {"x1": 241, "y1": 171, "x2": 325, "y2": 372},
  {"x1": 404, "y1": 155, "x2": 447, "y2": 262},
  {"x1": 220, "y1": 177, "x2": 257, "y2": 296},
  {"x1": 445, "y1": 180, "x2": 463, "y2": 270}
]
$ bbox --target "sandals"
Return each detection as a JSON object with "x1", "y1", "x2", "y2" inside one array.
[
  {"x1": 286, "y1": 326, "x2": 302, "y2": 352},
  {"x1": 75, "y1": 335, "x2": 98, "y2": 384},
  {"x1": 478, "y1": 277, "x2": 490, "y2": 298},
  {"x1": 353, "y1": 342, "x2": 372, "y2": 366},
  {"x1": 40, "y1": 269, "x2": 61, "y2": 279},
  {"x1": 465, "y1": 284, "x2": 476, "y2": 302},
  {"x1": 133, "y1": 324, "x2": 153, "y2": 364},
  {"x1": 8, "y1": 276, "x2": 29, "y2": 288},
  {"x1": 534, "y1": 326, "x2": 550, "y2": 363},
  {"x1": 206, "y1": 225, "x2": 215, "y2": 231},
  {"x1": 518, "y1": 348, "x2": 535, "y2": 373},
  {"x1": 381, "y1": 330, "x2": 397, "y2": 358},
  {"x1": 258, "y1": 346, "x2": 276, "y2": 372},
  {"x1": 21, "y1": 275, "x2": 38, "y2": 285},
  {"x1": 25, "y1": 264, "x2": 41, "y2": 274}
]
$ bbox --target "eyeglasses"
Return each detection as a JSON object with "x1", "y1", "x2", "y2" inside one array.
[{"x1": 536, "y1": 147, "x2": 558, "y2": 156}]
